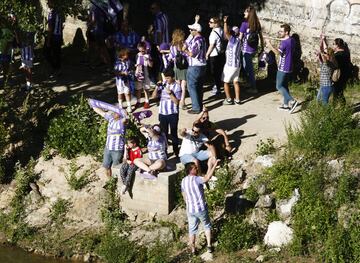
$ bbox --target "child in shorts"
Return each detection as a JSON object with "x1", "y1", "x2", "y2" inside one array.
[
  {"x1": 135, "y1": 41, "x2": 152, "y2": 109},
  {"x1": 115, "y1": 48, "x2": 132, "y2": 113}
]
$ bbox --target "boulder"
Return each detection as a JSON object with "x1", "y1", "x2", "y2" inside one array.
[
  {"x1": 327, "y1": 159, "x2": 345, "y2": 180},
  {"x1": 248, "y1": 208, "x2": 270, "y2": 230},
  {"x1": 264, "y1": 221, "x2": 293, "y2": 247},
  {"x1": 254, "y1": 155, "x2": 275, "y2": 167},
  {"x1": 255, "y1": 195, "x2": 274, "y2": 208},
  {"x1": 129, "y1": 226, "x2": 175, "y2": 246},
  {"x1": 276, "y1": 188, "x2": 300, "y2": 221}
]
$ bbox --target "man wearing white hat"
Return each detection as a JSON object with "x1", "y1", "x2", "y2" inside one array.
[{"x1": 182, "y1": 15, "x2": 207, "y2": 114}]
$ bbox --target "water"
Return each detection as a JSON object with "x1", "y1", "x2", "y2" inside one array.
[{"x1": 0, "y1": 245, "x2": 73, "y2": 263}]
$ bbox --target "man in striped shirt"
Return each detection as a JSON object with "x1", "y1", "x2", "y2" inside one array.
[
  {"x1": 92, "y1": 106, "x2": 127, "y2": 178},
  {"x1": 150, "y1": 2, "x2": 169, "y2": 45},
  {"x1": 181, "y1": 158, "x2": 219, "y2": 254},
  {"x1": 153, "y1": 67, "x2": 182, "y2": 156},
  {"x1": 183, "y1": 17, "x2": 207, "y2": 114}
]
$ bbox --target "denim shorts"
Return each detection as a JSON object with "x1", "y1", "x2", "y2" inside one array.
[
  {"x1": 102, "y1": 148, "x2": 124, "y2": 169},
  {"x1": 180, "y1": 150, "x2": 210, "y2": 164},
  {"x1": 187, "y1": 209, "x2": 211, "y2": 235}
]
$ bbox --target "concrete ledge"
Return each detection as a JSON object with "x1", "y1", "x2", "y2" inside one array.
[{"x1": 113, "y1": 163, "x2": 183, "y2": 215}]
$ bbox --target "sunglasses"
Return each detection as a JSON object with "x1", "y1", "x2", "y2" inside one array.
[
  {"x1": 192, "y1": 129, "x2": 200, "y2": 134},
  {"x1": 209, "y1": 21, "x2": 214, "y2": 23}
]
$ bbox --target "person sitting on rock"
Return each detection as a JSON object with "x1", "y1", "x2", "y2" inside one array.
[
  {"x1": 179, "y1": 123, "x2": 216, "y2": 174},
  {"x1": 193, "y1": 107, "x2": 233, "y2": 158},
  {"x1": 134, "y1": 124, "x2": 167, "y2": 176},
  {"x1": 119, "y1": 136, "x2": 142, "y2": 194}
]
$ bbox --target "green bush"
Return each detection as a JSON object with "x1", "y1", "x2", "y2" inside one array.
[
  {"x1": 255, "y1": 138, "x2": 276, "y2": 156},
  {"x1": 49, "y1": 198, "x2": 71, "y2": 223},
  {"x1": 286, "y1": 102, "x2": 360, "y2": 158},
  {"x1": 146, "y1": 240, "x2": 171, "y2": 263},
  {"x1": 64, "y1": 160, "x2": 92, "y2": 191},
  {"x1": 218, "y1": 215, "x2": 261, "y2": 252},
  {"x1": 46, "y1": 95, "x2": 106, "y2": 159}
]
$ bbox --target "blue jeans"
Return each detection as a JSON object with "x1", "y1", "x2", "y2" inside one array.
[
  {"x1": 317, "y1": 85, "x2": 333, "y2": 105},
  {"x1": 187, "y1": 209, "x2": 211, "y2": 235},
  {"x1": 242, "y1": 52, "x2": 256, "y2": 88},
  {"x1": 159, "y1": 113, "x2": 179, "y2": 154},
  {"x1": 187, "y1": 65, "x2": 206, "y2": 112},
  {"x1": 103, "y1": 147, "x2": 124, "y2": 169},
  {"x1": 276, "y1": 71, "x2": 293, "y2": 105}
]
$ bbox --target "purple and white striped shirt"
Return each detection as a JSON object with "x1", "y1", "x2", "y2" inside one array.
[
  {"x1": 147, "y1": 135, "x2": 167, "y2": 160},
  {"x1": 136, "y1": 53, "x2": 151, "y2": 67},
  {"x1": 186, "y1": 35, "x2": 206, "y2": 66},
  {"x1": 240, "y1": 22, "x2": 257, "y2": 54},
  {"x1": 154, "y1": 12, "x2": 169, "y2": 45},
  {"x1": 114, "y1": 59, "x2": 131, "y2": 86},
  {"x1": 225, "y1": 36, "x2": 241, "y2": 68},
  {"x1": 21, "y1": 46, "x2": 34, "y2": 62},
  {"x1": 181, "y1": 175, "x2": 207, "y2": 213},
  {"x1": 113, "y1": 31, "x2": 140, "y2": 50},
  {"x1": 104, "y1": 113, "x2": 125, "y2": 151},
  {"x1": 48, "y1": 9, "x2": 63, "y2": 38},
  {"x1": 158, "y1": 82, "x2": 182, "y2": 115}
]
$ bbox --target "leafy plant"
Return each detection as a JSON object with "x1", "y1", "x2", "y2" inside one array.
[
  {"x1": 218, "y1": 215, "x2": 261, "y2": 252},
  {"x1": 286, "y1": 102, "x2": 360, "y2": 158},
  {"x1": 49, "y1": 198, "x2": 71, "y2": 223},
  {"x1": 64, "y1": 160, "x2": 92, "y2": 191},
  {"x1": 146, "y1": 240, "x2": 171, "y2": 263},
  {"x1": 255, "y1": 138, "x2": 276, "y2": 156}
]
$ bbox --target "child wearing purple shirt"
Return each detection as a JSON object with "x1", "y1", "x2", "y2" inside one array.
[
  {"x1": 152, "y1": 68, "x2": 182, "y2": 156},
  {"x1": 266, "y1": 24, "x2": 298, "y2": 113}
]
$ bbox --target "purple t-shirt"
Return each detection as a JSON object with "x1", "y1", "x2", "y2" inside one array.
[
  {"x1": 104, "y1": 113, "x2": 125, "y2": 151},
  {"x1": 181, "y1": 175, "x2": 207, "y2": 213},
  {"x1": 278, "y1": 37, "x2": 295, "y2": 73},
  {"x1": 158, "y1": 81, "x2": 182, "y2": 115},
  {"x1": 240, "y1": 22, "x2": 257, "y2": 54}
]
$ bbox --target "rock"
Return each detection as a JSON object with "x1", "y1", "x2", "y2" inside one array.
[
  {"x1": 327, "y1": 159, "x2": 345, "y2": 180},
  {"x1": 83, "y1": 253, "x2": 91, "y2": 262},
  {"x1": 337, "y1": 204, "x2": 357, "y2": 229},
  {"x1": 242, "y1": 174, "x2": 260, "y2": 190},
  {"x1": 130, "y1": 226, "x2": 175, "y2": 246},
  {"x1": 200, "y1": 251, "x2": 213, "y2": 261},
  {"x1": 255, "y1": 195, "x2": 274, "y2": 208},
  {"x1": 248, "y1": 208, "x2": 270, "y2": 230},
  {"x1": 324, "y1": 186, "x2": 336, "y2": 201},
  {"x1": 257, "y1": 184, "x2": 267, "y2": 195},
  {"x1": 276, "y1": 188, "x2": 300, "y2": 220},
  {"x1": 254, "y1": 155, "x2": 275, "y2": 167},
  {"x1": 264, "y1": 221, "x2": 293, "y2": 247},
  {"x1": 229, "y1": 159, "x2": 244, "y2": 170},
  {"x1": 256, "y1": 255, "x2": 265, "y2": 262}
]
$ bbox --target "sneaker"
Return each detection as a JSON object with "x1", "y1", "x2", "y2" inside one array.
[
  {"x1": 222, "y1": 98, "x2": 234, "y2": 105},
  {"x1": 277, "y1": 104, "x2": 290, "y2": 111},
  {"x1": 210, "y1": 85, "x2": 220, "y2": 95},
  {"x1": 289, "y1": 100, "x2": 299, "y2": 114},
  {"x1": 121, "y1": 185, "x2": 128, "y2": 195},
  {"x1": 126, "y1": 106, "x2": 132, "y2": 113},
  {"x1": 234, "y1": 99, "x2": 241, "y2": 105},
  {"x1": 143, "y1": 102, "x2": 150, "y2": 109},
  {"x1": 207, "y1": 246, "x2": 213, "y2": 253}
]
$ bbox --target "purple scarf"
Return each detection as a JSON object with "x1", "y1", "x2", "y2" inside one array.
[{"x1": 88, "y1": 98, "x2": 126, "y2": 117}]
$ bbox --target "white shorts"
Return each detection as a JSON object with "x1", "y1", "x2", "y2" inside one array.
[
  {"x1": 116, "y1": 80, "x2": 130, "y2": 94},
  {"x1": 135, "y1": 78, "x2": 151, "y2": 90},
  {"x1": 222, "y1": 65, "x2": 240, "y2": 83}
]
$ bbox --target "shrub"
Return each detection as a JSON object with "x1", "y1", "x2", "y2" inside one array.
[
  {"x1": 255, "y1": 138, "x2": 276, "y2": 156},
  {"x1": 218, "y1": 215, "x2": 261, "y2": 252},
  {"x1": 146, "y1": 240, "x2": 171, "y2": 263},
  {"x1": 64, "y1": 160, "x2": 92, "y2": 191},
  {"x1": 286, "y1": 102, "x2": 360, "y2": 158},
  {"x1": 49, "y1": 198, "x2": 71, "y2": 223}
]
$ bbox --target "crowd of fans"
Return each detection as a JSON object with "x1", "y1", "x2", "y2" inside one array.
[{"x1": 0, "y1": 0, "x2": 355, "y2": 256}]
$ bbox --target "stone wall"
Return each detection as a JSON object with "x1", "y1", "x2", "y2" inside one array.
[{"x1": 258, "y1": 0, "x2": 360, "y2": 70}]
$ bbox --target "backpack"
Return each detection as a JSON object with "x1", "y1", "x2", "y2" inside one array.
[
  {"x1": 214, "y1": 30, "x2": 226, "y2": 54},
  {"x1": 247, "y1": 31, "x2": 259, "y2": 49},
  {"x1": 175, "y1": 52, "x2": 188, "y2": 70}
]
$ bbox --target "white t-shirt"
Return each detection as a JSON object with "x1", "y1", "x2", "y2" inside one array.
[
  {"x1": 209, "y1": 27, "x2": 223, "y2": 57},
  {"x1": 179, "y1": 129, "x2": 209, "y2": 157}
]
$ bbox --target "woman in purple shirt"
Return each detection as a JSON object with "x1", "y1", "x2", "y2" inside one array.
[{"x1": 239, "y1": 6, "x2": 264, "y2": 94}]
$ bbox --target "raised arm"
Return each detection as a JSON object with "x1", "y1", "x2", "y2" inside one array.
[
  {"x1": 223, "y1": 16, "x2": 231, "y2": 41},
  {"x1": 92, "y1": 107, "x2": 106, "y2": 118},
  {"x1": 265, "y1": 37, "x2": 280, "y2": 56}
]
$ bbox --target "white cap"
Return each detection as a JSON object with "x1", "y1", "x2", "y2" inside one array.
[{"x1": 188, "y1": 23, "x2": 202, "y2": 32}]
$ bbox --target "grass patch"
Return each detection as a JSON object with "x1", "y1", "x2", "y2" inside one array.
[{"x1": 63, "y1": 160, "x2": 93, "y2": 191}]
